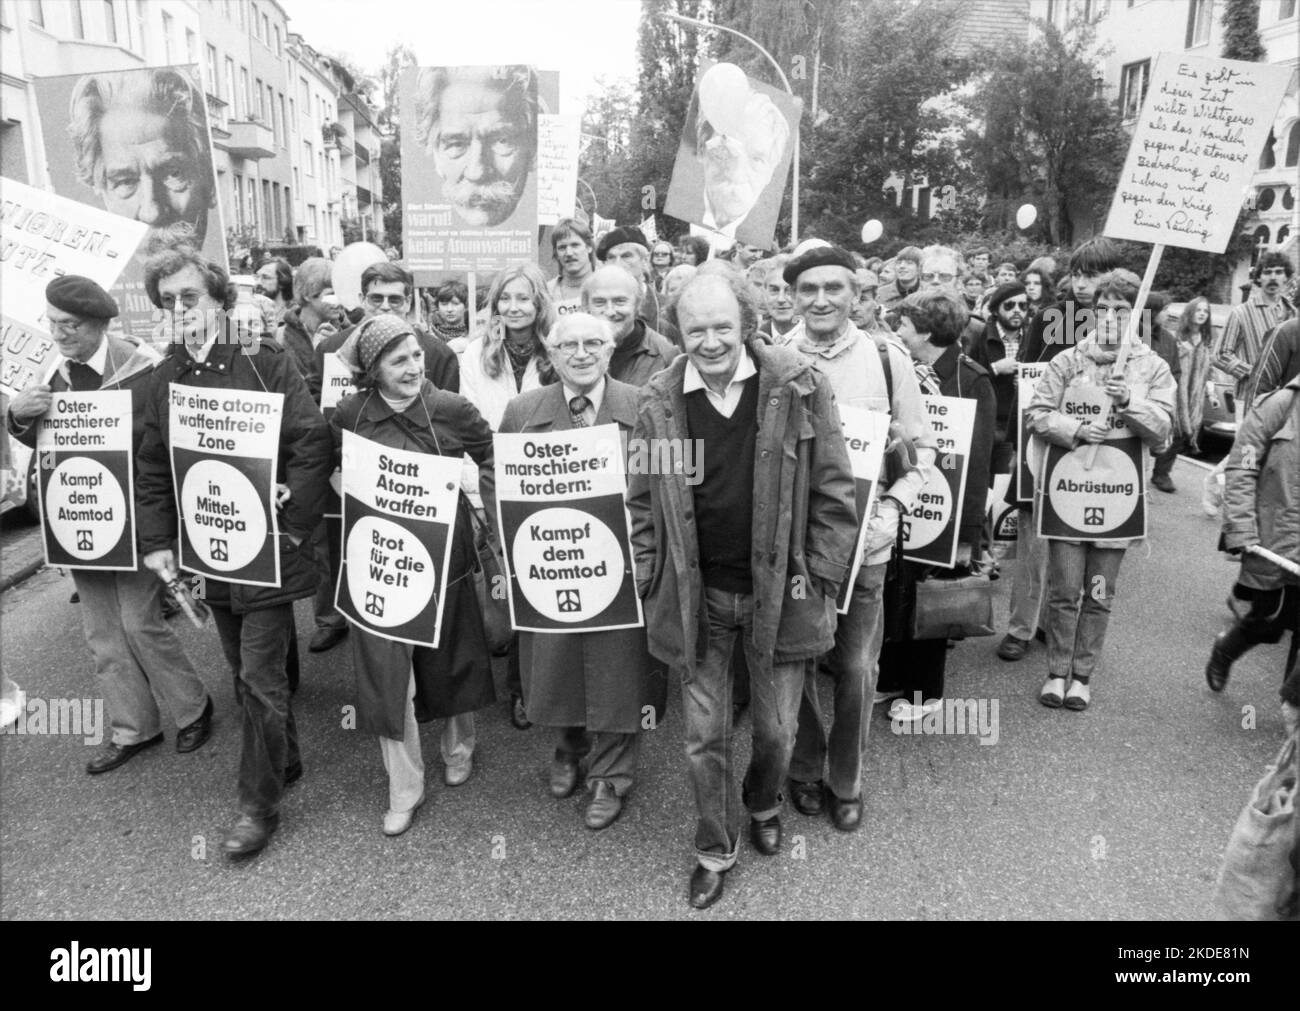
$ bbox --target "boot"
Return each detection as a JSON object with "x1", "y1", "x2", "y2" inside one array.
[{"x1": 1206, "y1": 623, "x2": 1252, "y2": 692}]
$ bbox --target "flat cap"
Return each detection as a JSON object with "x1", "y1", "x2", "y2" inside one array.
[
  {"x1": 783, "y1": 245, "x2": 857, "y2": 286},
  {"x1": 596, "y1": 226, "x2": 649, "y2": 261},
  {"x1": 986, "y1": 281, "x2": 1027, "y2": 313},
  {"x1": 45, "y1": 275, "x2": 118, "y2": 320}
]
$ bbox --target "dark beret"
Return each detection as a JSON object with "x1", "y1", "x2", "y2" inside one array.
[
  {"x1": 783, "y1": 245, "x2": 857, "y2": 286},
  {"x1": 45, "y1": 275, "x2": 118, "y2": 320},
  {"x1": 596, "y1": 227, "x2": 649, "y2": 261},
  {"x1": 987, "y1": 281, "x2": 1027, "y2": 313}
]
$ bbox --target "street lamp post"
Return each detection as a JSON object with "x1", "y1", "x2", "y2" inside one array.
[{"x1": 658, "y1": 11, "x2": 800, "y2": 243}]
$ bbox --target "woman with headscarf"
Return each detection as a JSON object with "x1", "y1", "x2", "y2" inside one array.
[{"x1": 330, "y1": 314, "x2": 497, "y2": 836}]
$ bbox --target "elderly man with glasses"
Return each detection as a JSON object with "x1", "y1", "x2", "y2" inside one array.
[{"x1": 492, "y1": 313, "x2": 666, "y2": 830}]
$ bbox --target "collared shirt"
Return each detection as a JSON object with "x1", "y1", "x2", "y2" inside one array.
[
  {"x1": 1215, "y1": 291, "x2": 1296, "y2": 403},
  {"x1": 189, "y1": 333, "x2": 221, "y2": 364},
  {"x1": 561, "y1": 376, "x2": 606, "y2": 426},
  {"x1": 682, "y1": 347, "x2": 756, "y2": 418},
  {"x1": 996, "y1": 321, "x2": 1021, "y2": 363},
  {"x1": 59, "y1": 336, "x2": 110, "y2": 386}
]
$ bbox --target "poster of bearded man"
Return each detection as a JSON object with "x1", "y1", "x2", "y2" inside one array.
[{"x1": 664, "y1": 60, "x2": 800, "y2": 252}]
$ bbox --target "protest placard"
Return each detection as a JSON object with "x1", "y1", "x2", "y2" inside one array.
[
  {"x1": 987, "y1": 473, "x2": 1016, "y2": 544},
  {"x1": 1016, "y1": 363, "x2": 1048, "y2": 504},
  {"x1": 537, "y1": 114, "x2": 581, "y2": 226},
  {"x1": 494, "y1": 425, "x2": 643, "y2": 633},
  {"x1": 1104, "y1": 54, "x2": 1291, "y2": 253},
  {"x1": 835, "y1": 405, "x2": 889, "y2": 614},
  {"x1": 31, "y1": 66, "x2": 226, "y2": 337},
  {"x1": 903, "y1": 395, "x2": 974, "y2": 568},
  {"x1": 169, "y1": 385, "x2": 283, "y2": 587},
  {"x1": 335, "y1": 430, "x2": 460, "y2": 648},
  {"x1": 664, "y1": 59, "x2": 800, "y2": 251},
  {"x1": 400, "y1": 65, "x2": 539, "y2": 284},
  {"x1": 1, "y1": 181, "x2": 148, "y2": 397},
  {"x1": 36, "y1": 391, "x2": 136, "y2": 570},
  {"x1": 1037, "y1": 385, "x2": 1146, "y2": 541},
  {"x1": 319, "y1": 353, "x2": 357, "y2": 418}
]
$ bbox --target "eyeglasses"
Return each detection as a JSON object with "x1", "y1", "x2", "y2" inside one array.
[
  {"x1": 47, "y1": 317, "x2": 88, "y2": 336},
  {"x1": 550, "y1": 339, "x2": 611, "y2": 358},
  {"x1": 160, "y1": 291, "x2": 205, "y2": 310},
  {"x1": 1000, "y1": 299, "x2": 1029, "y2": 311},
  {"x1": 921, "y1": 272, "x2": 955, "y2": 284},
  {"x1": 365, "y1": 293, "x2": 408, "y2": 308}
]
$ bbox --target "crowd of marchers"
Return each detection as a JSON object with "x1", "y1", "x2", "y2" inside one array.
[{"x1": 4, "y1": 222, "x2": 1297, "y2": 912}]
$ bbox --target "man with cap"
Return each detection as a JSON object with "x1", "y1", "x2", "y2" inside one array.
[
  {"x1": 135, "y1": 246, "x2": 331, "y2": 858},
  {"x1": 967, "y1": 280, "x2": 1029, "y2": 475},
  {"x1": 7, "y1": 276, "x2": 213, "y2": 774},
  {"x1": 628, "y1": 269, "x2": 858, "y2": 909},
  {"x1": 581, "y1": 264, "x2": 679, "y2": 388},
  {"x1": 595, "y1": 226, "x2": 679, "y2": 343},
  {"x1": 783, "y1": 245, "x2": 937, "y2": 831}
]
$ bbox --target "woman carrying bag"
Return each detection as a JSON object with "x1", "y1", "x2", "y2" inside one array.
[{"x1": 330, "y1": 314, "x2": 498, "y2": 836}]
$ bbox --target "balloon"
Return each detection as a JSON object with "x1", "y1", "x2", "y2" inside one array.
[
  {"x1": 698, "y1": 63, "x2": 751, "y2": 140},
  {"x1": 1016, "y1": 204, "x2": 1038, "y2": 230},
  {"x1": 332, "y1": 242, "x2": 388, "y2": 310},
  {"x1": 792, "y1": 238, "x2": 832, "y2": 257},
  {"x1": 860, "y1": 219, "x2": 883, "y2": 244}
]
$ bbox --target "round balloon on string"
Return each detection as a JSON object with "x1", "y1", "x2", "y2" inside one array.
[
  {"x1": 332, "y1": 242, "x2": 388, "y2": 310},
  {"x1": 1016, "y1": 204, "x2": 1038, "y2": 230},
  {"x1": 860, "y1": 219, "x2": 883, "y2": 244},
  {"x1": 698, "y1": 63, "x2": 751, "y2": 140}
]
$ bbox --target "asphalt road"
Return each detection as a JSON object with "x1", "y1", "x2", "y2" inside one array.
[{"x1": 1, "y1": 454, "x2": 1289, "y2": 920}]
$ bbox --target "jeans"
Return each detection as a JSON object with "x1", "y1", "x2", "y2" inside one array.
[
  {"x1": 75, "y1": 568, "x2": 208, "y2": 745},
  {"x1": 1151, "y1": 436, "x2": 1180, "y2": 480},
  {"x1": 679, "y1": 586, "x2": 805, "y2": 872},
  {"x1": 1008, "y1": 507, "x2": 1047, "y2": 642},
  {"x1": 790, "y1": 562, "x2": 886, "y2": 800},
  {"x1": 1045, "y1": 541, "x2": 1126, "y2": 682},
  {"x1": 210, "y1": 603, "x2": 300, "y2": 819}
]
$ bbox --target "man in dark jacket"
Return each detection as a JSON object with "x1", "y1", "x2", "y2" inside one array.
[
  {"x1": 627, "y1": 271, "x2": 858, "y2": 910},
  {"x1": 968, "y1": 281, "x2": 1028, "y2": 475},
  {"x1": 1247, "y1": 318, "x2": 1300, "y2": 405},
  {"x1": 7, "y1": 276, "x2": 212, "y2": 775},
  {"x1": 1019, "y1": 237, "x2": 1124, "y2": 364},
  {"x1": 581, "y1": 265, "x2": 678, "y2": 387},
  {"x1": 136, "y1": 247, "x2": 331, "y2": 858}
]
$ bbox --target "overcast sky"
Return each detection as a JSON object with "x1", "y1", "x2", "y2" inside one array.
[{"x1": 276, "y1": 0, "x2": 642, "y2": 114}]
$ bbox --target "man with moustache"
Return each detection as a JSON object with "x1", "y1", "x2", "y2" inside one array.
[
  {"x1": 1215, "y1": 252, "x2": 1296, "y2": 420},
  {"x1": 968, "y1": 281, "x2": 1029, "y2": 472},
  {"x1": 547, "y1": 217, "x2": 596, "y2": 317},
  {"x1": 6, "y1": 276, "x2": 212, "y2": 774},
  {"x1": 582, "y1": 264, "x2": 678, "y2": 387}
]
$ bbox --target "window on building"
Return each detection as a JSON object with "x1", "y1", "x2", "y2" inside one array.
[
  {"x1": 1045, "y1": 0, "x2": 1069, "y2": 29},
  {"x1": 225, "y1": 56, "x2": 236, "y2": 109},
  {"x1": 161, "y1": 10, "x2": 173, "y2": 63},
  {"x1": 1279, "y1": 0, "x2": 1297, "y2": 20},
  {"x1": 1251, "y1": 225, "x2": 1271, "y2": 265},
  {"x1": 274, "y1": 25, "x2": 281, "y2": 55},
  {"x1": 300, "y1": 77, "x2": 310, "y2": 109},
  {"x1": 132, "y1": 0, "x2": 144, "y2": 55},
  {"x1": 1260, "y1": 128, "x2": 1276, "y2": 169},
  {"x1": 237, "y1": 0, "x2": 245, "y2": 29},
  {"x1": 71, "y1": 0, "x2": 85, "y2": 38},
  {"x1": 1278, "y1": 225, "x2": 1291, "y2": 247},
  {"x1": 206, "y1": 45, "x2": 219, "y2": 94},
  {"x1": 1119, "y1": 59, "x2": 1150, "y2": 122},
  {"x1": 1285, "y1": 121, "x2": 1300, "y2": 167},
  {"x1": 251, "y1": 3, "x2": 261, "y2": 39},
  {"x1": 262, "y1": 13, "x2": 269, "y2": 43},
  {"x1": 240, "y1": 66, "x2": 251, "y2": 120},
  {"x1": 1185, "y1": 0, "x2": 1214, "y2": 47},
  {"x1": 304, "y1": 140, "x2": 313, "y2": 176},
  {"x1": 1257, "y1": 187, "x2": 1276, "y2": 211},
  {"x1": 293, "y1": 165, "x2": 301, "y2": 193},
  {"x1": 255, "y1": 77, "x2": 266, "y2": 121},
  {"x1": 279, "y1": 94, "x2": 288, "y2": 148},
  {"x1": 289, "y1": 96, "x2": 297, "y2": 136},
  {"x1": 1284, "y1": 186, "x2": 1296, "y2": 211},
  {"x1": 29, "y1": 1, "x2": 44, "y2": 28},
  {"x1": 1083, "y1": 0, "x2": 1109, "y2": 21},
  {"x1": 185, "y1": 28, "x2": 197, "y2": 66},
  {"x1": 103, "y1": 0, "x2": 117, "y2": 43},
  {"x1": 233, "y1": 172, "x2": 244, "y2": 227}
]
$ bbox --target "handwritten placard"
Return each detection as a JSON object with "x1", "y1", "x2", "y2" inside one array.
[
  {"x1": 1104, "y1": 54, "x2": 1290, "y2": 253},
  {"x1": 537, "y1": 114, "x2": 581, "y2": 226}
]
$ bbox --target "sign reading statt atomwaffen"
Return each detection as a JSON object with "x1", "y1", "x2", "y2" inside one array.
[
  {"x1": 835, "y1": 405, "x2": 889, "y2": 614},
  {"x1": 1037, "y1": 385, "x2": 1146, "y2": 541},
  {"x1": 903, "y1": 395, "x2": 974, "y2": 569},
  {"x1": 336, "y1": 430, "x2": 460, "y2": 648},
  {"x1": 494, "y1": 425, "x2": 643, "y2": 634},
  {"x1": 169, "y1": 386, "x2": 282, "y2": 587},
  {"x1": 1016, "y1": 363, "x2": 1048, "y2": 504},
  {"x1": 36, "y1": 391, "x2": 136, "y2": 570}
]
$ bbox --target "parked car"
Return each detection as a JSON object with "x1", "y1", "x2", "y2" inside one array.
[{"x1": 1166, "y1": 302, "x2": 1235, "y2": 447}]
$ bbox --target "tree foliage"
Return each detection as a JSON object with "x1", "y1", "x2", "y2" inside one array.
[
  {"x1": 376, "y1": 44, "x2": 416, "y2": 253},
  {"x1": 1221, "y1": 0, "x2": 1266, "y2": 62},
  {"x1": 579, "y1": 77, "x2": 638, "y2": 226}
]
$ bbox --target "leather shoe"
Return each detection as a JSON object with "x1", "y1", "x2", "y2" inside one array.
[
  {"x1": 383, "y1": 793, "x2": 426, "y2": 837},
  {"x1": 175, "y1": 696, "x2": 213, "y2": 753},
  {"x1": 1151, "y1": 472, "x2": 1175, "y2": 493},
  {"x1": 997, "y1": 634, "x2": 1029, "y2": 661},
  {"x1": 510, "y1": 694, "x2": 532, "y2": 730},
  {"x1": 585, "y1": 781, "x2": 623, "y2": 830},
  {"x1": 830, "y1": 793, "x2": 863, "y2": 832},
  {"x1": 444, "y1": 756, "x2": 473, "y2": 787},
  {"x1": 750, "y1": 814, "x2": 782, "y2": 856},
  {"x1": 309, "y1": 625, "x2": 348, "y2": 653},
  {"x1": 222, "y1": 813, "x2": 279, "y2": 857},
  {"x1": 790, "y1": 779, "x2": 825, "y2": 816},
  {"x1": 549, "y1": 758, "x2": 579, "y2": 798},
  {"x1": 85, "y1": 733, "x2": 163, "y2": 774},
  {"x1": 689, "y1": 864, "x2": 725, "y2": 910},
  {"x1": 285, "y1": 762, "x2": 303, "y2": 787}
]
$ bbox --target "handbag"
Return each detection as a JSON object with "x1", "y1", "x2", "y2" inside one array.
[
  {"x1": 910, "y1": 569, "x2": 995, "y2": 640},
  {"x1": 467, "y1": 504, "x2": 513, "y2": 655},
  {"x1": 1213, "y1": 731, "x2": 1299, "y2": 921}
]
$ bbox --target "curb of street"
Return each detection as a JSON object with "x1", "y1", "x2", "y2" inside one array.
[{"x1": 0, "y1": 560, "x2": 45, "y2": 595}]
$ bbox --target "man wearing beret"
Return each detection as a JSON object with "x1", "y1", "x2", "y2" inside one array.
[
  {"x1": 784, "y1": 245, "x2": 937, "y2": 831},
  {"x1": 628, "y1": 269, "x2": 858, "y2": 909},
  {"x1": 596, "y1": 226, "x2": 679, "y2": 343},
  {"x1": 135, "y1": 246, "x2": 331, "y2": 858},
  {"x1": 7, "y1": 276, "x2": 213, "y2": 774}
]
